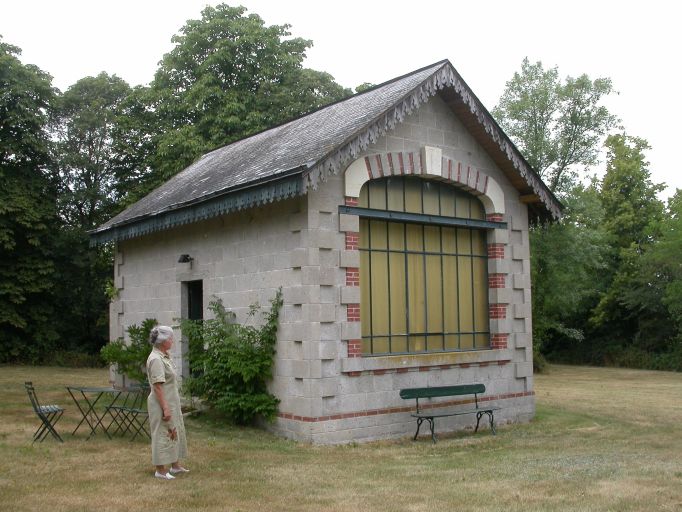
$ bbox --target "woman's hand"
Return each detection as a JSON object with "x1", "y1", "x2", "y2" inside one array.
[{"x1": 162, "y1": 407, "x2": 171, "y2": 422}]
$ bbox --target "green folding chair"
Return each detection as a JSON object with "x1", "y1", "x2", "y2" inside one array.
[
  {"x1": 105, "y1": 385, "x2": 150, "y2": 441},
  {"x1": 25, "y1": 381, "x2": 64, "y2": 443}
]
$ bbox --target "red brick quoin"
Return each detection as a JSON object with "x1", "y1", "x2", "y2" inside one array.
[
  {"x1": 488, "y1": 273, "x2": 505, "y2": 288},
  {"x1": 347, "y1": 339, "x2": 362, "y2": 358},
  {"x1": 488, "y1": 243, "x2": 505, "y2": 259},
  {"x1": 491, "y1": 333, "x2": 508, "y2": 349},
  {"x1": 489, "y1": 304, "x2": 507, "y2": 319}
]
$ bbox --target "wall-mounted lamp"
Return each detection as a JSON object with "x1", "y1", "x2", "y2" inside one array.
[{"x1": 178, "y1": 254, "x2": 194, "y2": 263}]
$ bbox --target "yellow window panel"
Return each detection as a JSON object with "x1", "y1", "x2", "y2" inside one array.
[
  {"x1": 387, "y1": 222, "x2": 404, "y2": 250},
  {"x1": 386, "y1": 178, "x2": 404, "y2": 211},
  {"x1": 460, "y1": 334, "x2": 475, "y2": 350},
  {"x1": 442, "y1": 227, "x2": 457, "y2": 254},
  {"x1": 425, "y1": 255, "x2": 443, "y2": 333},
  {"x1": 406, "y1": 223, "x2": 423, "y2": 252},
  {"x1": 372, "y1": 337, "x2": 390, "y2": 355},
  {"x1": 409, "y1": 335, "x2": 426, "y2": 352},
  {"x1": 391, "y1": 336, "x2": 408, "y2": 353},
  {"x1": 458, "y1": 256, "x2": 474, "y2": 332},
  {"x1": 422, "y1": 181, "x2": 440, "y2": 215},
  {"x1": 407, "y1": 254, "x2": 426, "y2": 333},
  {"x1": 370, "y1": 251, "x2": 390, "y2": 336},
  {"x1": 388, "y1": 253, "x2": 407, "y2": 335},
  {"x1": 424, "y1": 225, "x2": 441, "y2": 252},
  {"x1": 369, "y1": 220, "x2": 388, "y2": 250},
  {"x1": 457, "y1": 228, "x2": 472, "y2": 255},
  {"x1": 367, "y1": 180, "x2": 387, "y2": 210},
  {"x1": 404, "y1": 178, "x2": 422, "y2": 213},
  {"x1": 443, "y1": 255, "x2": 460, "y2": 334},
  {"x1": 440, "y1": 186, "x2": 456, "y2": 217}
]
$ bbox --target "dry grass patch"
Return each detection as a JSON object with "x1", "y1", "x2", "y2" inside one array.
[{"x1": 1, "y1": 364, "x2": 682, "y2": 511}]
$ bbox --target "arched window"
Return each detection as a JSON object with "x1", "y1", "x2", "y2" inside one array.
[{"x1": 358, "y1": 176, "x2": 489, "y2": 355}]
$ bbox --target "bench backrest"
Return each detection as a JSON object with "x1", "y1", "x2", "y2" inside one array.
[
  {"x1": 400, "y1": 384, "x2": 486, "y2": 413},
  {"x1": 399, "y1": 384, "x2": 485, "y2": 400}
]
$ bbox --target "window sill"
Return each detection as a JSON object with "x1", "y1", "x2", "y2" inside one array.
[{"x1": 341, "y1": 348, "x2": 512, "y2": 374}]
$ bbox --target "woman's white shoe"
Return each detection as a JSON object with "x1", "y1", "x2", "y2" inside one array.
[
  {"x1": 155, "y1": 471, "x2": 175, "y2": 480},
  {"x1": 170, "y1": 466, "x2": 190, "y2": 474}
]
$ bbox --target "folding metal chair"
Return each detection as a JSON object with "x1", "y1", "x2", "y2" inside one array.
[
  {"x1": 25, "y1": 381, "x2": 64, "y2": 443},
  {"x1": 105, "y1": 385, "x2": 150, "y2": 441}
]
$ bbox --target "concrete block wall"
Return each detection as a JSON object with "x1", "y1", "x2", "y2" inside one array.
[
  {"x1": 111, "y1": 92, "x2": 535, "y2": 442},
  {"x1": 271, "y1": 93, "x2": 535, "y2": 443}
]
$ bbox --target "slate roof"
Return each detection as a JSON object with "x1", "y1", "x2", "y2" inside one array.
[{"x1": 92, "y1": 60, "x2": 561, "y2": 244}]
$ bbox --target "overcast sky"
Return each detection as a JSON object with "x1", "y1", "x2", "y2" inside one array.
[{"x1": 2, "y1": 0, "x2": 679, "y2": 199}]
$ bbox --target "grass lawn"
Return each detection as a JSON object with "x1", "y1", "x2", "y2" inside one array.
[{"x1": 1, "y1": 364, "x2": 682, "y2": 511}]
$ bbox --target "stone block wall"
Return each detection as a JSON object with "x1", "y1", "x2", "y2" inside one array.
[
  {"x1": 271, "y1": 94, "x2": 535, "y2": 443},
  {"x1": 110, "y1": 92, "x2": 535, "y2": 443}
]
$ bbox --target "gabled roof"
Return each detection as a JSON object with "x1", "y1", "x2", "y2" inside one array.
[{"x1": 91, "y1": 60, "x2": 561, "y2": 244}]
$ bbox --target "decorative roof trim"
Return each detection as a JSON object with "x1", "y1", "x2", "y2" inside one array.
[
  {"x1": 89, "y1": 174, "x2": 303, "y2": 245},
  {"x1": 304, "y1": 63, "x2": 561, "y2": 220}
]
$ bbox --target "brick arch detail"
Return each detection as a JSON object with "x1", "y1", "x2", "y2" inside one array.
[
  {"x1": 343, "y1": 149, "x2": 505, "y2": 216},
  {"x1": 340, "y1": 149, "x2": 510, "y2": 357}
]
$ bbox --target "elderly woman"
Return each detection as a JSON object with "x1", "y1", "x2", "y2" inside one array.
[{"x1": 146, "y1": 325, "x2": 189, "y2": 480}]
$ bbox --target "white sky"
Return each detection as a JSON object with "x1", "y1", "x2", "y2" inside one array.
[{"x1": 2, "y1": 0, "x2": 679, "y2": 199}]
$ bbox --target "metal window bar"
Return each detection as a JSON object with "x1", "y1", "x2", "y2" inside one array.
[{"x1": 357, "y1": 177, "x2": 496, "y2": 356}]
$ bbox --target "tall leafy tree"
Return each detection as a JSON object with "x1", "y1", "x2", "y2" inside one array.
[
  {"x1": 591, "y1": 134, "x2": 666, "y2": 350},
  {"x1": 127, "y1": 3, "x2": 352, "y2": 196},
  {"x1": 493, "y1": 58, "x2": 618, "y2": 193},
  {"x1": 51, "y1": 72, "x2": 133, "y2": 354},
  {"x1": 531, "y1": 182, "x2": 610, "y2": 364},
  {"x1": 54, "y1": 72, "x2": 132, "y2": 228},
  {"x1": 0, "y1": 37, "x2": 59, "y2": 361},
  {"x1": 644, "y1": 190, "x2": 682, "y2": 340}
]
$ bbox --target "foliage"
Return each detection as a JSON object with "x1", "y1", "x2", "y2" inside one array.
[
  {"x1": 49, "y1": 73, "x2": 135, "y2": 355},
  {"x1": 0, "y1": 37, "x2": 60, "y2": 362},
  {"x1": 590, "y1": 134, "x2": 665, "y2": 344},
  {"x1": 493, "y1": 58, "x2": 618, "y2": 193},
  {"x1": 49, "y1": 350, "x2": 105, "y2": 368},
  {"x1": 183, "y1": 289, "x2": 283, "y2": 424},
  {"x1": 53, "y1": 72, "x2": 132, "y2": 229},
  {"x1": 531, "y1": 183, "x2": 610, "y2": 361},
  {"x1": 126, "y1": 4, "x2": 352, "y2": 196},
  {"x1": 100, "y1": 318, "x2": 158, "y2": 383},
  {"x1": 632, "y1": 190, "x2": 682, "y2": 341}
]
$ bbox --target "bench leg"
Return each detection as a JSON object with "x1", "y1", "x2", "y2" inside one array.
[
  {"x1": 414, "y1": 418, "x2": 424, "y2": 440},
  {"x1": 428, "y1": 418, "x2": 436, "y2": 443},
  {"x1": 475, "y1": 411, "x2": 496, "y2": 435},
  {"x1": 413, "y1": 418, "x2": 437, "y2": 443}
]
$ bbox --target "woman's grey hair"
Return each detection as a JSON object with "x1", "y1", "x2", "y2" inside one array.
[{"x1": 149, "y1": 325, "x2": 174, "y2": 345}]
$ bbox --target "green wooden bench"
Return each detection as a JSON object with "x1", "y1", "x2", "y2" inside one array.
[{"x1": 399, "y1": 384, "x2": 500, "y2": 443}]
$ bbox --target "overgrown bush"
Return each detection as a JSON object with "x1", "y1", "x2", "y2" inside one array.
[
  {"x1": 100, "y1": 318, "x2": 157, "y2": 383},
  {"x1": 50, "y1": 350, "x2": 105, "y2": 368},
  {"x1": 182, "y1": 289, "x2": 282, "y2": 425}
]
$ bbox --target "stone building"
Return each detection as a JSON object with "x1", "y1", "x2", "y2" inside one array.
[{"x1": 92, "y1": 60, "x2": 562, "y2": 444}]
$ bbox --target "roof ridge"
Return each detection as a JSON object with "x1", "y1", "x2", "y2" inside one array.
[{"x1": 195, "y1": 59, "x2": 451, "y2": 160}]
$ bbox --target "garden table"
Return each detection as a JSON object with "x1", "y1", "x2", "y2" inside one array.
[{"x1": 66, "y1": 386, "x2": 121, "y2": 440}]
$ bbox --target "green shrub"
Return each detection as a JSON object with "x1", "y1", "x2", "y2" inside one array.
[
  {"x1": 49, "y1": 350, "x2": 105, "y2": 368},
  {"x1": 183, "y1": 289, "x2": 282, "y2": 425},
  {"x1": 100, "y1": 318, "x2": 157, "y2": 383}
]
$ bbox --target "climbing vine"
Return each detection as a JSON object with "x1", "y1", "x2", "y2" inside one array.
[{"x1": 182, "y1": 288, "x2": 283, "y2": 424}]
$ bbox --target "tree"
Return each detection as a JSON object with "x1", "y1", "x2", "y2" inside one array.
[
  {"x1": 132, "y1": 3, "x2": 351, "y2": 194},
  {"x1": 493, "y1": 58, "x2": 618, "y2": 193},
  {"x1": 531, "y1": 182, "x2": 610, "y2": 364},
  {"x1": 591, "y1": 134, "x2": 666, "y2": 352},
  {"x1": 0, "y1": 37, "x2": 59, "y2": 361},
  {"x1": 54, "y1": 72, "x2": 132, "y2": 229},
  {"x1": 49, "y1": 72, "x2": 134, "y2": 354}
]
